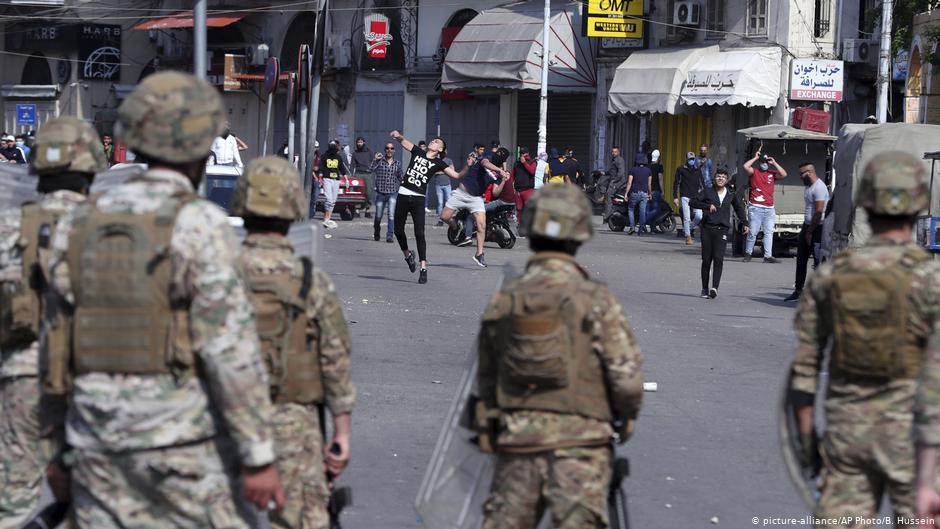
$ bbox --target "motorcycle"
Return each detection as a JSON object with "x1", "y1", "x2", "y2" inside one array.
[
  {"x1": 447, "y1": 203, "x2": 517, "y2": 249},
  {"x1": 607, "y1": 188, "x2": 677, "y2": 234}
]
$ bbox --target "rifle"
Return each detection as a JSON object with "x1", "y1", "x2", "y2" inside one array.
[
  {"x1": 607, "y1": 457, "x2": 631, "y2": 529},
  {"x1": 21, "y1": 501, "x2": 69, "y2": 529},
  {"x1": 318, "y1": 404, "x2": 352, "y2": 529}
]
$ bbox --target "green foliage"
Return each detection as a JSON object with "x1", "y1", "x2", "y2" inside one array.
[{"x1": 868, "y1": 0, "x2": 940, "y2": 55}]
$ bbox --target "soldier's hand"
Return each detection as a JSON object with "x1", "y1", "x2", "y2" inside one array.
[
  {"x1": 615, "y1": 419, "x2": 635, "y2": 444},
  {"x1": 325, "y1": 434, "x2": 351, "y2": 478},
  {"x1": 46, "y1": 461, "x2": 71, "y2": 502},
  {"x1": 917, "y1": 487, "x2": 940, "y2": 528},
  {"x1": 242, "y1": 464, "x2": 285, "y2": 511}
]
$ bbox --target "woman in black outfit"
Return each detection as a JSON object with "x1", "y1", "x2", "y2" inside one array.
[
  {"x1": 689, "y1": 168, "x2": 748, "y2": 299},
  {"x1": 389, "y1": 130, "x2": 469, "y2": 284}
]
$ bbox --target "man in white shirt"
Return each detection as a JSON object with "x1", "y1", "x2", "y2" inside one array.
[
  {"x1": 785, "y1": 162, "x2": 829, "y2": 302},
  {"x1": 210, "y1": 126, "x2": 243, "y2": 168}
]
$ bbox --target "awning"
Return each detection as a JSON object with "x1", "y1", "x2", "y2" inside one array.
[
  {"x1": 679, "y1": 47, "x2": 782, "y2": 108},
  {"x1": 0, "y1": 85, "x2": 58, "y2": 99},
  {"x1": 441, "y1": 1, "x2": 596, "y2": 91},
  {"x1": 608, "y1": 45, "x2": 717, "y2": 114},
  {"x1": 133, "y1": 12, "x2": 247, "y2": 31},
  {"x1": 737, "y1": 124, "x2": 836, "y2": 142}
]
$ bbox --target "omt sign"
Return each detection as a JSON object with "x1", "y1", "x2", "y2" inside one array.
[{"x1": 586, "y1": 0, "x2": 643, "y2": 38}]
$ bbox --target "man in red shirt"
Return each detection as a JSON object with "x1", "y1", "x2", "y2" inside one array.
[{"x1": 742, "y1": 150, "x2": 787, "y2": 263}]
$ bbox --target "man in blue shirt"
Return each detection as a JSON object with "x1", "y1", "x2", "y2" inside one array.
[{"x1": 440, "y1": 147, "x2": 510, "y2": 268}]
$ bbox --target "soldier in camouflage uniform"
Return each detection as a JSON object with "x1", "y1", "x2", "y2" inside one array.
[
  {"x1": 230, "y1": 156, "x2": 355, "y2": 529},
  {"x1": 475, "y1": 183, "x2": 644, "y2": 528},
  {"x1": 41, "y1": 71, "x2": 285, "y2": 528},
  {"x1": 790, "y1": 151, "x2": 940, "y2": 528},
  {"x1": 0, "y1": 117, "x2": 106, "y2": 529}
]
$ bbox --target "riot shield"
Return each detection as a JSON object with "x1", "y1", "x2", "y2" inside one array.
[
  {"x1": 229, "y1": 218, "x2": 322, "y2": 265},
  {"x1": 0, "y1": 163, "x2": 38, "y2": 210},
  {"x1": 415, "y1": 265, "x2": 521, "y2": 529},
  {"x1": 778, "y1": 370, "x2": 821, "y2": 510},
  {"x1": 415, "y1": 347, "x2": 492, "y2": 529},
  {"x1": 90, "y1": 163, "x2": 146, "y2": 194}
]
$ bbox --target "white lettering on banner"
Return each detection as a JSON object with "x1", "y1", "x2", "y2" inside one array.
[
  {"x1": 682, "y1": 71, "x2": 739, "y2": 95},
  {"x1": 789, "y1": 59, "x2": 844, "y2": 102}
]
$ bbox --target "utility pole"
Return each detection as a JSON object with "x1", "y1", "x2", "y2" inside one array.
[
  {"x1": 876, "y1": 0, "x2": 892, "y2": 123},
  {"x1": 306, "y1": 0, "x2": 327, "y2": 207},
  {"x1": 194, "y1": 0, "x2": 207, "y2": 80},
  {"x1": 535, "y1": 0, "x2": 550, "y2": 187}
]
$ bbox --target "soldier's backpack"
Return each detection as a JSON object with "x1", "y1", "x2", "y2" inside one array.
[
  {"x1": 488, "y1": 274, "x2": 612, "y2": 422},
  {"x1": 65, "y1": 192, "x2": 196, "y2": 377},
  {"x1": 829, "y1": 247, "x2": 930, "y2": 379},
  {"x1": 1, "y1": 202, "x2": 62, "y2": 350},
  {"x1": 245, "y1": 257, "x2": 324, "y2": 404}
]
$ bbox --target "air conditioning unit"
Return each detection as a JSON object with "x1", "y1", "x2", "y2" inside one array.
[
  {"x1": 674, "y1": 1, "x2": 701, "y2": 26},
  {"x1": 247, "y1": 44, "x2": 270, "y2": 66},
  {"x1": 843, "y1": 39, "x2": 878, "y2": 65},
  {"x1": 325, "y1": 39, "x2": 352, "y2": 70}
]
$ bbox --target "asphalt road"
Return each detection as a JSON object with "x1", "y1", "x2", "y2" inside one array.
[{"x1": 320, "y1": 214, "x2": 807, "y2": 529}]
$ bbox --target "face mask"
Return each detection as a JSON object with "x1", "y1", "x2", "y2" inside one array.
[
  {"x1": 687, "y1": 159, "x2": 696, "y2": 167},
  {"x1": 759, "y1": 163, "x2": 769, "y2": 171},
  {"x1": 16, "y1": 141, "x2": 23, "y2": 148}
]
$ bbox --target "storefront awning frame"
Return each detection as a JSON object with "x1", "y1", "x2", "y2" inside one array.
[{"x1": 608, "y1": 45, "x2": 718, "y2": 114}]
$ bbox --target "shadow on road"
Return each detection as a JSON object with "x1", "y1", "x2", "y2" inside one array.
[
  {"x1": 357, "y1": 274, "x2": 419, "y2": 284},
  {"x1": 642, "y1": 291, "x2": 708, "y2": 299},
  {"x1": 738, "y1": 293, "x2": 795, "y2": 308}
]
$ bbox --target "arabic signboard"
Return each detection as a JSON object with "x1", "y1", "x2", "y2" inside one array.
[
  {"x1": 364, "y1": 13, "x2": 393, "y2": 59},
  {"x1": 360, "y1": 12, "x2": 405, "y2": 70},
  {"x1": 585, "y1": 0, "x2": 643, "y2": 39},
  {"x1": 790, "y1": 58, "x2": 843, "y2": 102},
  {"x1": 682, "y1": 70, "x2": 739, "y2": 96},
  {"x1": 223, "y1": 54, "x2": 249, "y2": 92}
]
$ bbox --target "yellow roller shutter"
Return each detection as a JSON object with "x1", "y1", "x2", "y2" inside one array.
[{"x1": 655, "y1": 114, "x2": 711, "y2": 209}]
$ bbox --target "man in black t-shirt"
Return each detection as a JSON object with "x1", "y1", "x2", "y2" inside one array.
[{"x1": 390, "y1": 130, "x2": 469, "y2": 284}]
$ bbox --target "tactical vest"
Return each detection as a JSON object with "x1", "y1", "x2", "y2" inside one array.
[
  {"x1": 65, "y1": 193, "x2": 195, "y2": 377},
  {"x1": 828, "y1": 246, "x2": 930, "y2": 380},
  {"x1": 0, "y1": 202, "x2": 61, "y2": 350},
  {"x1": 244, "y1": 256, "x2": 324, "y2": 404},
  {"x1": 487, "y1": 276, "x2": 612, "y2": 422}
]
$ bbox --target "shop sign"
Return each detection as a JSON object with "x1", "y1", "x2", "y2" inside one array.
[
  {"x1": 584, "y1": 0, "x2": 643, "y2": 39},
  {"x1": 364, "y1": 13, "x2": 393, "y2": 59},
  {"x1": 790, "y1": 58, "x2": 844, "y2": 102}
]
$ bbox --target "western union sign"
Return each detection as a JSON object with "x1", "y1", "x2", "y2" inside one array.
[{"x1": 585, "y1": 0, "x2": 643, "y2": 39}]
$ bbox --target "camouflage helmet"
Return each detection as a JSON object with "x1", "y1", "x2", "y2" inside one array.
[
  {"x1": 30, "y1": 117, "x2": 108, "y2": 176},
  {"x1": 521, "y1": 183, "x2": 593, "y2": 242},
  {"x1": 857, "y1": 151, "x2": 929, "y2": 216},
  {"x1": 231, "y1": 156, "x2": 305, "y2": 221},
  {"x1": 116, "y1": 71, "x2": 225, "y2": 164}
]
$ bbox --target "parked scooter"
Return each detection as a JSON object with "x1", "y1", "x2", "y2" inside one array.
[
  {"x1": 447, "y1": 203, "x2": 517, "y2": 249},
  {"x1": 607, "y1": 188, "x2": 676, "y2": 233}
]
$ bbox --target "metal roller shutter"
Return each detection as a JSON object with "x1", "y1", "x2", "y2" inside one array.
[{"x1": 515, "y1": 92, "x2": 593, "y2": 169}]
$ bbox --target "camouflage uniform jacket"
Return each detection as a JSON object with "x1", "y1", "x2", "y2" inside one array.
[
  {"x1": 45, "y1": 169, "x2": 276, "y2": 467},
  {"x1": 0, "y1": 190, "x2": 85, "y2": 379},
  {"x1": 792, "y1": 237, "x2": 940, "y2": 432},
  {"x1": 240, "y1": 233, "x2": 355, "y2": 416},
  {"x1": 478, "y1": 252, "x2": 644, "y2": 451}
]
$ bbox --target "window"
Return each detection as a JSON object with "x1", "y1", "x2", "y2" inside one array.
[
  {"x1": 814, "y1": 0, "x2": 831, "y2": 37},
  {"x1": 747, "y1": 0, "x2": 768, "y2": 36},
  {"x1": 706, "y1": 0, "x2": 726, "y2": 39}
]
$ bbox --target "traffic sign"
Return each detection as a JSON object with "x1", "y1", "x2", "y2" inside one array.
[
  {"x1": 297, "y1": 44, "x2": 310, "y2": 94},
  {"x1": 16, "y1": 104, "x2": 36, "y2": 126},
  {"x1": 287, "y1": 72, "x2": 298, "y2": 117},
  {"x1": 264, "y1": 57, "x2": 280, "y2": 95}
]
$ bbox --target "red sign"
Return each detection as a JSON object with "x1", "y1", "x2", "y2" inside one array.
[{"x1": 364, "y1": 13, "x2": 393, "y2": 59}]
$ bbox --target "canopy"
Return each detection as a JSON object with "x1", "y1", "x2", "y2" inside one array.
[
  {"x1": 679, "y1": 47, "x2": 782, "y2": 108},
  {"x1": 830, "y1": 123, "x2": 940, "y2": 247},
  {"x1": 737, "y1": 124, "x2": 836, "y2": 142},
  {"x1": 441, "y1": 1, "x2": 596, "y2": 91},
  {"x1": 133, "y1": 12, "x2": 247, "y2": 30},
  {"x1": 608, "y1": 45, "x2": 717, "y2": 114}
]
